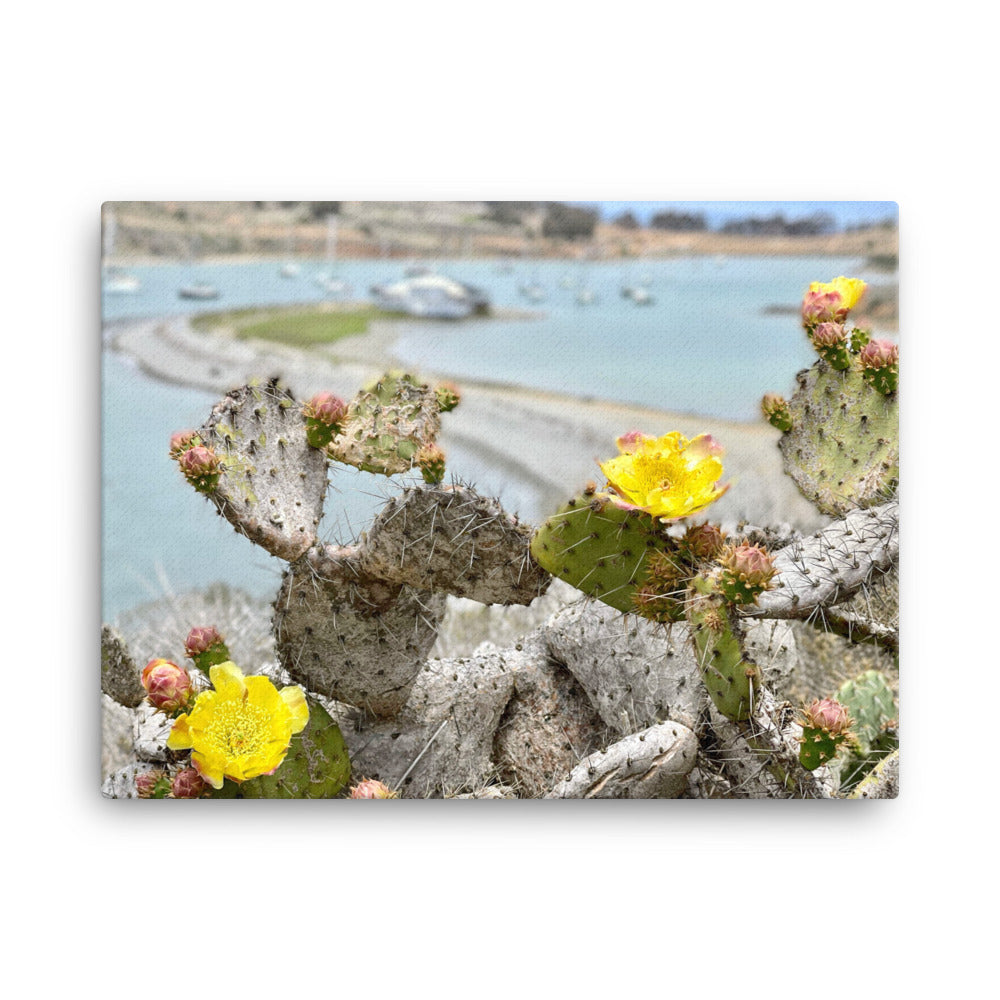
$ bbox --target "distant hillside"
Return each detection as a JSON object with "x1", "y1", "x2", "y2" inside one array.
[{"x1": 104, "y1": 201, "x2": 898, "y2": 263}]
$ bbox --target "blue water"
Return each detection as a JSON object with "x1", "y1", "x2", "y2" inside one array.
[{"x1": 102, "y1": 254, "x2": 875, "y2": 619}]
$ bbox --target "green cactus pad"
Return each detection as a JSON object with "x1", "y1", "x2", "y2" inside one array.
[
  {"x1": 530, "y1": 492, "x2": 675, "y2": 613},
  {"x1": 798, "y1": 728, "x2": 842, "y2": 771},
  {"x1": 686, "y1": 576, "x2": 761, "y2": 721},
  {"x1": 195, "y1": 379, "x2": 330, "y2": 562},
  {"x1": 836, "y1": 670, "x2": 897, "y2": 755},
  {"x1": 211, "y1": 697, "x2": 351, "y2": 798},
  {"x1": 778, "y1": 361, "x2": 898, "y2": 516},
  {"x1": 329, "y1": 372, "x2": 444, "y2": 476}
]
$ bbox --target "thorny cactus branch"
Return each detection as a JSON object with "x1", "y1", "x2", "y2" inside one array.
[{"x1": 743, "y1": 500, "x2": 898, "y2": 622}]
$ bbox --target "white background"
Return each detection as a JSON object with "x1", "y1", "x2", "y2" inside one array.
[{"x1": 6, "y1": 2, "x2": 989, "y2": 995}]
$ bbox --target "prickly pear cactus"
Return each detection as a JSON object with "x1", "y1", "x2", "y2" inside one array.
[
  {"x1": 776, "y1": 361, "x2": 898, "y2": 517},
  {"x1": 835, "y1": 669, "x2": 898, "y2": 791},
  {"x1": 328, "y1": 372, "x2": 444, "y2": 476},
  {"x1": 686, "y1": 576, "x2": 761, "y2": 721},
  {"x1": 530, "y1": 491, "x2": 675, "y2": 614},
  {"x1": 211, "y1": 697, "x2": 351, "y2": 798},
  {"x1": 272, "y1": 546, "x2": 447, "y2": 718},
  {"x1": 187, "y1": 378, "x2": 329, "y2": 561}
]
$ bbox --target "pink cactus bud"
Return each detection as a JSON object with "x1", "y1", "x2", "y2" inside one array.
[
  {"x1": 169, "y1": 430, "x2": 199, "y2": 457},
  {"x1": 304, "y1": 392, "x2": 348, "y2": 428},
  {"x1": 801, "y1": 698, "x2": 852, "y2": 736},
  {"x1": 723, "y1": 544, "x2": 777, "y2": 587},
  {"x1": 348, "y1": 779, "x2": 398, "y2": 799},
  {"x1": 801, "y1": 290, "x2": 844, "y2": 326},
  {"x1": 178, "y1": 445, "x2": 220, "y2": 478},
  {"x1": 858, "y1": 338, "x2": 899, "y2": 370},
  {"x1": 141, "y1": 658, "x2": 193, "y2": 713},
  {"x1": 170, "y1": 768, "x2": 209, "y2": 799},
  {"x1": 811, "y1": 322, "x2": 847, "y2": 348},
  {"x1": 184, "y1": 626, "x2": 225, "y2": 659},
  {"x1": 761, "y1": 393, "x2": 793, "y2": 432},
  {"x1": 416, "y1": 443, "x2": 447, "y2": 484},
  {"x1": 684, "y1": 523, "x2": 727, "y2": 560},
  {"x1": 135, "y1": 770, "x2": 167, "y2": 798}
]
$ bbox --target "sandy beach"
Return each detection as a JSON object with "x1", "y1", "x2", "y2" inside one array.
[{"x1": 108, "y1": 312, "x2": 829, "y2": 534}]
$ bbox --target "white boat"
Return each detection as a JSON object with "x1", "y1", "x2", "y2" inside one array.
[
  {"x1": 371, "y1": 273, "x2": 487, "y2": 320},
  {"x1": 575, "y1": 287, "x2": 596, "y2": 305},
  {"x1": 630, "y1": 286, "x2": 654, "y2": 305},
  {"x1": 178, "y1": 282, "x2": 220, "y2": 301},
  {"x1": 104, "y1": 266, "x2": 141, "y2": 294},
  {"x1": 102, "y1": 208, "x2": 141, "y2": 294},
  {"x1": 280, "y1": 262, "x2": 300, "y2": 278}
]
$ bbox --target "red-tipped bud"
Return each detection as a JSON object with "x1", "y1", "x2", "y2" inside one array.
[
  {"x1": 810, "y1": 322, "x2": 852, "y2": 370},
  {"x1": 184, "y1": 625, "x2": 231, "y2": 673},
  {"x1": 761, "y1": 393, "x2": 793, "y2": 432},
  {"x1": 435, "y1": 382, "x2": 462, "y2": 413},
  {"x1": 858, "y1": 339, "x2": 899, "y2": 395},
  {"x1": 169, "y1": 430, "x2": 200, "y2": 458},
  {"x1": 135, "y1": 770, "x2": 169, "y2": 798},
  {"x1": 416, "y1": 444, "x2": 447, "y2": 485},
  {"x1": 348, "y1": 779, "x2": 398, "y2": 799},
  {"x1": 141, "y1": 658, "x2": 193, "y2": 714},
  {"x1": 801, "y1": 290, "x2": 844, "y2": 327},
  {"x1": 683, "y1": 523, "x2": 728, "y2": 561},
  {"x1": 801, "y1": 698, "x2": 853, "y2": 736},
  {"x1": 170, "y1": 768, "x2": 209, "y2": 799},
  {"x1": 717, "y1": 543, "x2": 777, "y2": 605},
  {"x1": 303, "y1": 392, "x2": 348, "y2": 448},
  {"x1": 178, "y1": 445, "x2": 222, "y2": 493}
]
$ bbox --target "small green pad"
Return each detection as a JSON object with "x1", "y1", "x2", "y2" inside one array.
[
  {"x1": 530, "y1": 493, "x2": 672, "y2": 613},
  {"x1": 686, "y1": 576, "x2": 761, "y2": 721},
  {"x1": 329, "y1": 372, "x2": 443, "y2": 476}
]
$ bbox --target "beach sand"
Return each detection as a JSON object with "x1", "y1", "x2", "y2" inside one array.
[{"x1": 108, "y1": 313, "x2": 829, "y2": 534}]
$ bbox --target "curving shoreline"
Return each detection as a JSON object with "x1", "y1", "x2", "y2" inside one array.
[{"x1": 107, "y1": 312, "x2": 828, "y2": 533}]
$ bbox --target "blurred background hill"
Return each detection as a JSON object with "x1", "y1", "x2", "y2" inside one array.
[{"x1": 107, "y1": 200, "x2": 898, "y2": 265}]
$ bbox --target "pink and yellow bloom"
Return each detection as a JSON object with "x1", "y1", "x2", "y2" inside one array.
[
  {"x1": 166, "y1": 662, "x2": 309, "y2": 790},
  {"x1": 598, "y1": 431, "x2": 729, "y2": 522},
  {"x1": 802, "y1": 276, "x2": 867, "y2": 325}
]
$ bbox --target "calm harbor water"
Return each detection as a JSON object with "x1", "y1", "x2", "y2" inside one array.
[{"x1": 102, "y1": 254, "x2": 880, "y2": 620}]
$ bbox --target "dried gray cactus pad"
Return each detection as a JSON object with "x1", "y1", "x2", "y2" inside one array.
[
  {"x1": 328, "y1": 375, "x2": 442, "y2": 475},
  {"x1": 199, "y1": 379, "x2": 329, "y2": 561},
  {"x1": 358, "y1": 484, "x2": 550, "y2": 605},
  {"x1": 750, "y1": 501, "x2": 899, "y2": 621},
  {"x1": 272, "y1": 547, "x2": 447, "y2": 718},
  {"x1": 544, "y1": 602, "x2": 707, "y2": 734},
  {"x1": 848, "y1": 748, "x2": 899, "y2": 799},
  {"x1": 779, "y1": 363, "x2": 898, "y2": 516},
  {"x1": 101, "y1": 624, "x2": 145, "y2": 707},
  {"x1": 344, "y1": 649, "x2": 517, "y2": 797},
  {"x1": 490, "y1": 635, "x2": 610, "y2": 798},
  {"x1": 545, "y1": 721, "x2": 698, "y2": 799},
  {"x1": 102, "y1": 762, "x2": 163, "y2": 799}
]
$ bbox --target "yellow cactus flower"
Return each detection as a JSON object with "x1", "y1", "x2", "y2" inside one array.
[
  {"x1": 599, "y1": 431, "x2": 729, "y2": 522},
  {"x1": 808, "y1": 276, "x2": 867, "y2": 311},
  {"x1": 166, "y1": 661, "x2": 309, "y2": 789}
]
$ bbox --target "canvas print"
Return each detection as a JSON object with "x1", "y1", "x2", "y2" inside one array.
[{"x1": 101, "y1": 201, "x2": 899, "y2": 800}]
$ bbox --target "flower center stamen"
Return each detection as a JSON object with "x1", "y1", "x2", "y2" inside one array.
[{"x1": 204, "y1": 700, "x2": 269, "y2": 759}]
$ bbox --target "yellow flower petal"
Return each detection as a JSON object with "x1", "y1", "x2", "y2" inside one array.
[
  {"x1": 808, "y1": 276, "x2": 866, "y2": 311},
  {"x1": 280, "y1": 685, "x2": 310, "y2": 734},
  {"x1": 166, "y1": 714, "x2": 193, "y2": 750},
  {"x1": 208, "y1": 661, "x2": 247, "y2": 699},
  {"x1": 191, "y1": 751, "x2": 225, "y2": 789}
]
